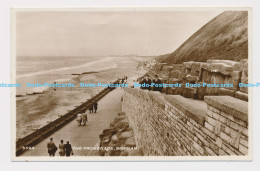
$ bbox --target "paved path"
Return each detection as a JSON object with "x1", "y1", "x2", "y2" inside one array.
[{"x1": 21, "y1": 88, "x2": 123, "y2": 156}]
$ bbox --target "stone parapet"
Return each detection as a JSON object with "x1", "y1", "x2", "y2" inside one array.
[
  {"x1": 164, "y1": 95, "x2": 206, "y2": 125},
  {"x1": 204, "y1": 96, "x2": 248, "y2": 122},
  {"x1": 122, "y1": 88, "x2": 249, "y2": 156}
]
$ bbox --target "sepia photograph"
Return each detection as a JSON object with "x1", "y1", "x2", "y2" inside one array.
[{"x1": 11, "y1": 7, "x2": 251, "y2": 161}]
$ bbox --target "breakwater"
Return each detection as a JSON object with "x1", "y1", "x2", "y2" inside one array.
[
  {"x1": 122, "y1": 87, "x2": 248, "y2": 156},
  {"x1": 16, "y1": 80, "x2": 119, "y2": 156}
]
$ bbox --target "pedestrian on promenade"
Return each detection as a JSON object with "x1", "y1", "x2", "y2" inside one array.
[
  {"x1": 81, "y1": 110, "x2": 88, "y2": 126},
  {"x1": 93, "y1": 101, "x2": 98, "y2": 113},
  {"x1": 59, "y1": 140, "x2": 65, "y2": 156},
  {"x1": 139, "y1": 77, "x2": 145, "y2": 89},
  {"x1": 141, "y1": 75, "x2": 151, "y2": 91},
  {"x1": 76, "y1": 113, "x2": 82, "y2": 126},
  {"x1": 109, "y1": 82, "x2": 113, "y2": 90},
  {"x1": 47, "y1": 137, "x2": 57, "y2": 157},
  {"x1": 120, "y1": 78, "x2": 125, "y2": 89},
  {"x1": 145, "y1": 75, "x2": 152, "y2": 91},
  {"x1": 152, "y1": 75, "x2": 163, "y2": 93},
  {"x1": 65, "y1": 141, "x2": 73, "y2": 157},
  {"x1": 89, "y1": 103, "x2": 94, "y2": 113}
]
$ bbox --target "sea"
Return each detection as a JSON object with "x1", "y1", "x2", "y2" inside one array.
[
  {"x1": 15, "y1": 55, "x2": 148, "y2": 139},
  {"x1": 16, "y1": 56, "x2": 118, "y2": 95}
]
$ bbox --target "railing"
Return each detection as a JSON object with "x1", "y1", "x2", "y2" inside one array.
[{"x1": 16, "y1": 80, "x2": 119, "y2": 156}]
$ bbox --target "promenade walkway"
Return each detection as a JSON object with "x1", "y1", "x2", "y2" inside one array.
[{"x1": 21, "y1": 88, "x2": 123, "y2": 156}]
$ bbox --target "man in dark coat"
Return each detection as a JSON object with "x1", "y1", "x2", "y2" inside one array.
[
  {"x1": 47, "y1": 137, "x2": 57, "y2": 156},
  {"x1": 143, "y1": 75, "x2": 152, "y2": 91},
  {"x1": 152, "y1": 75, "x2": 163, "y2": 93},
  {"x1": 89, "y1": 103, "x2": 94, "y2": 113},
  {"x1": 65, "y1": 141, "x2": 73, "y2": 157},
  {"x1": 139, "y1": 77, "x2": 145, "y2": 89},
  {"x1": 93, "y1": 101, "x2": 98, "y2": 113}
]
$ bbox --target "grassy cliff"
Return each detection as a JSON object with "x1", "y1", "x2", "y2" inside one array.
[{"x1": 158, "y1": 11, "x2": 248, "y2": 64}]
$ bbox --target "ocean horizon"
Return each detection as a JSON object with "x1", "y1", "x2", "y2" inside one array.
[{"x1": 16, "y1": 56, "x2": 121, "y2": 95}]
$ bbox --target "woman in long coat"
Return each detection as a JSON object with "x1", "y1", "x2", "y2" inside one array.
[
  {"x1": 76, "y1": 113, "x2": 82, "y2": 126},
  {"x1": 59, "y1": 140, "x2": 65, "y2": 156},
  {"x1": 81, "y1": 110, "x2": 88, "y2": 126}
]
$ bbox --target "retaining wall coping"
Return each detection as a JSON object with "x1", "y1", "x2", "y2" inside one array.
[
  {"x1": 204, "y1": 96, "x2": 248, "y2": 122},
  {"x1": 148, "y1": 91, "x2": 167, "y2": 109},
  {"x1": 125, "y1": 87, "x2": 167, "y2": 110},
  {"x1": 164, "y1": 95, "x2": 207, "y2": 125}
]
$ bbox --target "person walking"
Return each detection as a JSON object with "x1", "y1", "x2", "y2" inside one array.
[
  {"x1": 139, "y1": 77, "x2": 145, "y2": 89},
  {"x1": 81, "y1": 110, "x2": 88, "y2": 126},
  {"x1": 143, "y1": 75, "x2": 152, "y2": 91},
  {"x1": 65, "y1": 141, "x2": 73, "y2": 157},
  {"x1": 121, "y1": 78, "x2": 125, "y2": 84},
  {"x1": 89, "y1": 103, "x2": 94, "y2": 113},
  {"x1": 93, "y1": 101, "x2": 98, "y2": 113},
  {"x1": 76, "y1": 113, "x2": 82, "y2": 126},
  {"x1": 47, "y1": 138, "x2": 57, "y2": 157},
  {"x1": 58, "y1": 140, "x2": 65, "y2": 156},
  {"x1": 109, "y1": 82, "x2": 113, "y2": 90},
  {"x1": 152, "y1": 75, "x2": 163, "y2": 93}
]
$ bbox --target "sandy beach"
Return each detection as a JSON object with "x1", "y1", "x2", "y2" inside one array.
[{"x1": 16, "y1": 56, "x2": 149, "y2": 139}]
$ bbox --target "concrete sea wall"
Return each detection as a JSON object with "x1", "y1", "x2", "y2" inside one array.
[{"x1": 122, "y1": 87, "x2": 248, "y2": 156}]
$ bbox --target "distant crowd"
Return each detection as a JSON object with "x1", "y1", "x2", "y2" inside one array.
[
  {"x1": 138, "y1": 74, "x2": 163, "y2": 92},
  {"x1": 117, "y1": 75, "x2": 128, "y2": 84}
]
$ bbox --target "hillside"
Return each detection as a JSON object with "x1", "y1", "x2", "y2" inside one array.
[{"x1": 158, "y1": 11, "x2": 248, "y2": 64}]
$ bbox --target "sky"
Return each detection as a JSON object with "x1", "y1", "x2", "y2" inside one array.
[{"x1": 16, "y1": 10, "x2": 223, "y2": 57}]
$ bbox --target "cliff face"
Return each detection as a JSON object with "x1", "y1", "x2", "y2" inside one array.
[
  {"x1": 147, "y1": 11, "x2": 249, "y2": 102},
  {"x1": 159, "y1": 11, "x2": 248, "y2": 64}
]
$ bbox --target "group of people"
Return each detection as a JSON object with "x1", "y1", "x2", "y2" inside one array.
[
  {"x1": 47, "y1": 138, "x2": 73, "y2": 157},
  {"x1": 139, "y1": 74, "x2": 163, "y2": 92},
  {"x1": 118, "y1": 75, "x2": 128, "y2": 84},
  {"x1": 47, "y1": 100, "x2": 100, "y2": 156},
  {"x1": 76, "y1": 100, "x2": 98, "y2": 126},
  {"x1": 117, "y1": 76, "x2": 128, "y2": 89},
  {"x1": 89, "y1": 101, "x2": 98, "y2": 113},
  {"x1": 76, "y1": 110, "x2": 88, "y2": 126}
]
